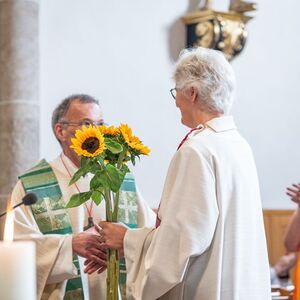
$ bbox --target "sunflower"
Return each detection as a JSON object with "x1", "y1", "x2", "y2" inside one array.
[
  {"x1": 119, "y1": 123, "x2": 150, "y2": 155},
  {"x1": 98, "y1": 125, "x2": 120, "y2": 136},
  {"x1": 130, "y1": 140, "x2": 150, "y2": 155},
  {"x1": 70, "y1": 125, "x2": 106, "y2": 157}
]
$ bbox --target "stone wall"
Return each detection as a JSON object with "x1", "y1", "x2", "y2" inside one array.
[{"x1": 0, "y1": 0, "x2": 39, "y2": 239}]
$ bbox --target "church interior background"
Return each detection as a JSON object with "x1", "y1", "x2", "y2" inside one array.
[{"x1": 0, "y1": 0, "x2": 299, "y2": 298}]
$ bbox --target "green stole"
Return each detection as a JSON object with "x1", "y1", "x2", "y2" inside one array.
[
  {"x1": 118, "y1": 173, "x2": 138, "y2": 299},
  {"x1": 19, "y1": 159, "x2": 138, "y2": 300}
]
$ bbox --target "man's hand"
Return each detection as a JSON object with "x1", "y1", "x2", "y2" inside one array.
[
  {"x1": 84, "y1": 258, "x2": 107, "y2": 274},
  {"x1": 97, "y1": 222, "x2": 128, "y2": 251},
  {"x1": 72, "y1": 230, "x2": 107, "y2": 271}
]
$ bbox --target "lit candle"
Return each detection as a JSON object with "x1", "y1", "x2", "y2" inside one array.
[{"x1": 0, "y1": 202, "x2": 36, "y2": 300}]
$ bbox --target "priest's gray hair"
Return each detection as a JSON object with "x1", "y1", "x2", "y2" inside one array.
[
  {"x1": 51, "y1": 94, "x2": 100, "y2": 135},
  {"x1": 173, "y1": 47, "x2": 236, "y2": 114}
]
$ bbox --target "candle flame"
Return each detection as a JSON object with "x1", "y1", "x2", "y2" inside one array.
[{"x1": 4, "y1": 200, "x2": 14, "y2": 242}]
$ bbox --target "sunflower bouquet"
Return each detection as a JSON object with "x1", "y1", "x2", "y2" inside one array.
[{"x1": 66, "y1": 123, "x2": 150, "y2": 300}]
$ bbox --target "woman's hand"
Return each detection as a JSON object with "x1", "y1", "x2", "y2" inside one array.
[{"x1": 97, "y1": 222, "x2": 128, "y2": 251}]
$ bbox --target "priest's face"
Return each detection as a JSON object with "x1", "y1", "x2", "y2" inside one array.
[{"x1": 55, "y1": 99, "x2": 104, "y2": 167}]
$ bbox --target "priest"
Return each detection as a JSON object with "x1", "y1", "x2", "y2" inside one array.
[{"x1": 11, "y1": 94, "x2": 156, "y2": 300}]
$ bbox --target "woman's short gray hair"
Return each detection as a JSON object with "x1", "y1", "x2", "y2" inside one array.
[{"x1": 173, "y1": 47, "x2": 236, "y2": 114}]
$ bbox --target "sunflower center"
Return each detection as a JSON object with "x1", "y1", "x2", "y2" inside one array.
[{"x1": 82, "y1": 137, "x2": 100, "y2": 154}]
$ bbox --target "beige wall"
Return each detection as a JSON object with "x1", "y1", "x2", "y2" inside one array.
[{"x1": 39, "y1": 0, "x2": 300, "y2": 209}]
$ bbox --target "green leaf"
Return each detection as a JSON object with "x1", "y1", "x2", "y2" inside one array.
[
  {"x1": 66, "y1": 191, "x2": 92, "y2": 208},
  {"x1": 90, "y1": 170, "x2": 109, "y2": 189},
  {"x1": 69, "y1": 159, "x2": 101, "y2": 185},
  {"x1": 105, "y1": 138, "x2": 123, "y2": 154},
  {"x1": 69, "y1": 158, "x2": 102, "y2": 185},
  {"x1": 96, "y1": 155, "x2": 105, "y2": 165},
  {"x1": 120, "y1": 163, "x2": 130, "y2": 175},
  {"x1": 80, "y1": 156, "x2": 89, "y2": 168},
  {"x1": 123, "y1": 155, "x2": 131, "y2": 163},
  {"x1": 91, "y1": 190, "x2": 103, "y2": 205},
  {"x1": 88, "y1": 160, "x2": 103, "y2": 174},
  {"x1": 69, "y1": 167, "x2": 88, "y2": 185},
  {"x1": 105, "y1": 164, "x2": 125, "y2": 192},
  {"x1": 130, "y1": 154, "x2": 136, "y2": 166}
]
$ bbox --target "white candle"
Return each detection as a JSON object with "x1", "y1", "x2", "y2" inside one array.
[
  {"x1": 0, "y1": 201, "x2": 36, "y2": 300},
  {"x1": 0, "y1": 241, "x2": 36, "y2": 300}
]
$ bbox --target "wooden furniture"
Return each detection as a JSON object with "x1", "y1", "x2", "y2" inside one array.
[
  {"x1": 264, "y1": 210, "x2": 296, "y2": 297},
  {"x1": 263, "y1": 210, "x2": 294, "y2": 266}
]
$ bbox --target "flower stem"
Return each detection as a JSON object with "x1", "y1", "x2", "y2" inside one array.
[
  {"x1": 105, "y1": 189, "x2": 119, "y2": 300},
  {"x1": 112, "y1": 148, "x2": 127, "y2": 221},
  {"x1": 105, "y1": 189, "x2": 112, "y2": 222},
  {"x1": 106, "y1": 249, "x2": 119, "y2": 300},
  {"x1": 106, "y1": 148, "x2": 127, "y2": 300},
  {"x1": 113, "y1": 191, "x2": 120, "y2": 222},
  {"x1": 116, "y1": 147, "x2": 126, "y2": 169}
]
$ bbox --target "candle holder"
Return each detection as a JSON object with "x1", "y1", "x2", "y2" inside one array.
[{"x1": 182, "y1": 1, "x2": 257, "y2": 60}]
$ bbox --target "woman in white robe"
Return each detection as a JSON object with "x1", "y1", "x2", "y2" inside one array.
[{"x1": 98, "y1": 47, "x2": 271, "y2": 300}]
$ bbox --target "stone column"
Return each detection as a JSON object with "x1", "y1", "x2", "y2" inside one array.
[{"x1": 0, "y1": 0, "x2": 39, "y2": 239}]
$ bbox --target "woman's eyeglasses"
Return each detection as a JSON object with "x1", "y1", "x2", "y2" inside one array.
[{"x1": 170, "y1": 88, "x2": 177, "y2": 100}]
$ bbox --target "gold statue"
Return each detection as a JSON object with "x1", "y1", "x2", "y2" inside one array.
[
  {"x1": 182, "y1": 1, "x2": 257, "y2": 60},
  {"x1": 230, "y1": 1, "x2": 257, "y2": 13}
]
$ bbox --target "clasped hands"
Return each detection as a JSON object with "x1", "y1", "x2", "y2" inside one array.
[{"x1": 72, "y1": 222, "x2": 128, "y2": 275}]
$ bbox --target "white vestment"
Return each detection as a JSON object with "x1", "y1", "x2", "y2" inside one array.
[
  {"x1": 11, "y1": 153, "x2": 156, "y2": 300},
  {"x1": 124, "y1": 116, "x2": 271, "y2": 300}
]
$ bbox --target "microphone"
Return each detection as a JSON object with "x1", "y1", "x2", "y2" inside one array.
[{"x1": 0, "y1": 193, "x2": 38, "y2": 218}]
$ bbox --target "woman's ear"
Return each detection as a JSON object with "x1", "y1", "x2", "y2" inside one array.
[{"x1": 190, "y1": 86, "x2": 198, "y2": 103}]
